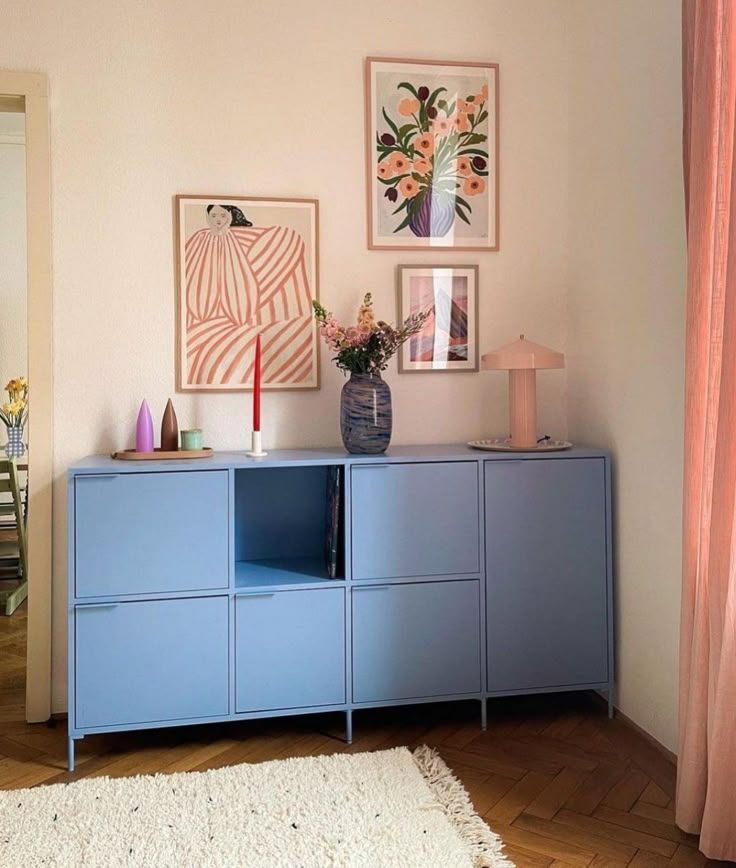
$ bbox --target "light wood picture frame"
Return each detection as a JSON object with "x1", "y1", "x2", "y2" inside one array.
[
  {"x1": 397, "y1": 264, "x2": 479, "y2": 373},
  {"x1": 175, "y1": 195, "x2": 320, "y2": 392},
  {"x1": 366, "y1": 57, "x2": 499, "y2": 251}
]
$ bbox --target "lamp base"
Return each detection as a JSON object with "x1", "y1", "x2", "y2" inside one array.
[{"x1": 246, "y1": 430, "x2": 268, "y2": 458}]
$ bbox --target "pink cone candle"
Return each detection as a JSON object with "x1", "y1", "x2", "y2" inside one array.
[{"x1": 135, "y1": 399, "x2": 154, "y2": 452}]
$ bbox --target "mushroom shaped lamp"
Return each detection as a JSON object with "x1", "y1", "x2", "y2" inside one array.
[{"x1": 481, "y1": 335, "x2": 565, "y2": 448}]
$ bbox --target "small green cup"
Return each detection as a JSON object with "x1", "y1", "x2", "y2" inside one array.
[{"x1": 180, "y1": 428, "x2": 203, "y2": 451}]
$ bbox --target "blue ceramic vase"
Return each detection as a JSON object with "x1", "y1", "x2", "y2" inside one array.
[{"x1": 340, "y1": 373, "x2": 392, "y2": 454}]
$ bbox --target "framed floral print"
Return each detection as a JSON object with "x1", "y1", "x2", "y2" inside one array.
[
  {"x1": 397, "y1": 264, "x2": 479, "y2": 372},
  {"x1": 175, "y1": 195, "x2": 319, "y2": 392},
  {"x1": 366, "y1": 57, "x2": 499, "y2": 251}
]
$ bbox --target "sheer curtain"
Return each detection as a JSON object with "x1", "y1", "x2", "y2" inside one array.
[{"x1": 677, "y1": 0, "x2": 736, "y2": 860}]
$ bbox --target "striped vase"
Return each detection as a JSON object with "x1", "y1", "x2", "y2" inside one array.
[{"x1": 340, "y1": 373, "x2": 392, "y2": 455}]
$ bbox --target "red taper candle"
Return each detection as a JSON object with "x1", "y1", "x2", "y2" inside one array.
[{"x1": 253, "y1": 333, "x2": 262, "y2": 432}]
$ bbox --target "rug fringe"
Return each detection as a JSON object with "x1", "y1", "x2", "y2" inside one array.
[{"x1": 412, "y1": 745, "x2": 515, "y2": 868}]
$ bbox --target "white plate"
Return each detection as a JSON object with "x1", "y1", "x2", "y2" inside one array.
[{"x1": 468, "y1": 438, "x2": 573, "y2": 452}]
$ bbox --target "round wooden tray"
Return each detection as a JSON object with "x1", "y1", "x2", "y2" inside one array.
[
  {"x1": 111, "y1": 448, "x2": 214, "y2": 461},
  {"x1": 468, "y1": 438, "x2": 572, "y2": 452}
]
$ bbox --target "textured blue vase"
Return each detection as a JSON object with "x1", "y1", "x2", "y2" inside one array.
[{"x1": 340, "y1": 373, "x2": 392, "y2": 454}]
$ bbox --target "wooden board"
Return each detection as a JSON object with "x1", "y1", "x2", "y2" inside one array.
[{"x1": 111, "y1": 448, "x2": 214, "y2": 461}]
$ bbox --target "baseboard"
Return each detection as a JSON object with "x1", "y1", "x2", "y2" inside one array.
[
  {"x1": 592, "y1": 690, "x2": 677, "y2": 766},
  {"x1": 613, "y1": 706, "x2": 677, "y2": 766}
]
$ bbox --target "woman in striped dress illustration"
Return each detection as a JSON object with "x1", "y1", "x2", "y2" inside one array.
[{"x1": 184, "y1": 203, "x2": 315, "y2": 387}]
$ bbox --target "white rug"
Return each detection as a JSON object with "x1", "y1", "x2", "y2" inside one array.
[{"x1": 0, "y1": 745, "x2": 512, "y2": 867}]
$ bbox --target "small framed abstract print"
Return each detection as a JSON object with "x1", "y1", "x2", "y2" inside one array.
[
  {"x1": 175, "y1": 195, "x2": 319, "y2": 392},
  {"x1": 366, "y1": 57, "x2": 499, "y2": 251},
  {"x1": 397, "y1": 265, "x2": 479, "y2": 373}
]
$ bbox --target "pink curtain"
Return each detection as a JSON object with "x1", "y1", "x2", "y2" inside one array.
[{"x1": 677, "y1": 0, "x2": 736, "y2": 860}]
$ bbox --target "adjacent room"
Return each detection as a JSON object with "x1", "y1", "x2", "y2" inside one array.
[{"x1": 1, "y1": 0, "x2": 734, "y2": 864}]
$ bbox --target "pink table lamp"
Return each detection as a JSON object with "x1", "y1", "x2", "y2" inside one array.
[{"x1": 481, "y1": 335, "x2": 565, "y2": 448}]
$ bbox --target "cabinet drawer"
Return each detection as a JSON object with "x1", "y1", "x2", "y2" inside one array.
[
  {"x1": 352, "y1": 580, "x2": 481, "y2": 702},
  {"x1": 74, "y1": 596, "x2": 229, "y2": 729},
  {"x1": 351, "y1": 462, "x2": 479, "y2": 579},
  {"x1": 485, "y1": 458, "x2": 609, "y2": 691},
  {"x1": 75, "y1": 471, "x2": 229, "y2": 597},
  {"x1": 235, "y1": 588, "x2": 345, "y2": 712}
]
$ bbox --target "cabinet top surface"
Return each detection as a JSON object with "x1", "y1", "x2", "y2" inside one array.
[{"x1": 69, "y1": 444, "x2": 609, "y2": 475}]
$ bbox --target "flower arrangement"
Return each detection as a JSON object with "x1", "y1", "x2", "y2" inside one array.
[
  {"x1": 376, "y1": 81, "x2": 490, "y2": 237},
  {"x1": 313, "y1": 294, "x2": 429, "y2": 375},
  {"x1": 0, "y1": 378, "x2": 28, "y2": 430}
]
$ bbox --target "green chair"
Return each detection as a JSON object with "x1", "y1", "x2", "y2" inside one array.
[{"x1": 0, "y1": 459, "x2": 28, "y2": 615}]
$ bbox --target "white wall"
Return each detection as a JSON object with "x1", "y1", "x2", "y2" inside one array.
[
  {"x1": 3, "y1": 0, "x2": 572, "y2": 710},
  {"x1": 567, "y1": 0, "x2": 686, "y2": 752},
  {"x1": 0, "y1": 111, "x2": 28, "y2": 386}
]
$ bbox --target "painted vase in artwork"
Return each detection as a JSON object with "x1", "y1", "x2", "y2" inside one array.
[
  {"x1": 409, "y1": 190, "x2": 455, "y2": 238},
  {"x1": 340, "y1": 373, "x2": 392, "y2": 455}
]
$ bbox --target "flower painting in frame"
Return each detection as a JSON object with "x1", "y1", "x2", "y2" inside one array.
[
  {"x1": 397, "y1": 265, "x2": 479, "y2": 373},
  {"x1": 175, "y1": 196, "x2": 319, "y2": 392},
  {"x1": 366, "y1": 57, "x2": 499, "y2": 251}
]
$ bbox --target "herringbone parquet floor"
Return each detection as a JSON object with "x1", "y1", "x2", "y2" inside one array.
[{"x1": 0, "y1": 609, "x2": 726, "y2": 866}]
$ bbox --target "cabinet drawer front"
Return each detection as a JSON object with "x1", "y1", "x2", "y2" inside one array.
[
  {"x1": 352, "y1": 580, "x2": 481, "y2": 703},
  {"x1": 351, "y1": 462, "x2": 479, "y2": 579},
  {"x1": 75, "y1": 471, "x2": 229, "y2": 597},
  {"x1": 485, "y1": 458, "x2": 609, "y2": 691},
  {"x1": 235, "y1": 588, "x2": 345, "y2": 712},
  {"x1": 75, "y1": 596, "x2": 229, "y2": 729}
]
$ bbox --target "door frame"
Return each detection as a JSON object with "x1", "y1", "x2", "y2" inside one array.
[{"x1": 0, "y1": 70, "x2": 53, "y2": 722}]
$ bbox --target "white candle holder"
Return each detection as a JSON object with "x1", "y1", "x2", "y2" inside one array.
[{"x1": 246, "y1": 430, "x2": 268, "y2": 458}]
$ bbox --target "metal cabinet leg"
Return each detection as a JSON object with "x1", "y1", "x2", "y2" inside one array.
[
  {"x1": 68, "y1": 736, "x2": 75, "y2": 772},
  {"x1": 481, "y1": 697, "x2": 488, "y2": 731},
  {"x1": 607, "y1": 687, "x2": 615, "y2": 720},
  {"x1": 345, "y1": 709, "x2": 353, "y2": 745}
]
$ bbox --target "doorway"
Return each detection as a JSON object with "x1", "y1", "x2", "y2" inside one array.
[{"x1": 0, "y1": 72, "x2": 53, "y2": 723}]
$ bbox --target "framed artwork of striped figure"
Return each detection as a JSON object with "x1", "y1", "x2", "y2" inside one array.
[{"x1": 175, "y1": 196, "x2": 320, "y2": 391}]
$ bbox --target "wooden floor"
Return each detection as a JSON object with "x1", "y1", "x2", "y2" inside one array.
[{"x1": 0, "y1": 611, "x2": 725, "y2": 866}]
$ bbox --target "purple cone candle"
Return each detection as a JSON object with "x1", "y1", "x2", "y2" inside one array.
[{"x1": 135, "y1": 400, "x2": 154, "y2": 452}]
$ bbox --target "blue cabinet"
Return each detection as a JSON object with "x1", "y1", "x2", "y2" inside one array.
[
  {"x1": 67, "y1": 447, "x2": 613, "y2": 771},
  {"x1": 352, "y1": 580, "x2": 481, "y2": 702},
  {"x1": 75, "y1": 471, "x2": 229, "y2": 597},
  {"x1": 485, "y1": 458, "x2": 609, "y2": 692},
  {"x1": 235, "y1": 588, "x2": 345, "y2": 712},
  {"x1": 75, "y1": 596, "x2": 229, "y2": 729},
  {"x1": 351, "y1": 462, "x2": 480, "y2": 580}
]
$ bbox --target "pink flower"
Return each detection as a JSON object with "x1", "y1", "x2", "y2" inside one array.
[
  {"x1": 413, "y1": 134, "x2": 434, "y2": 156},
  {"x1": 377, "y1": 161, "x2": 394, "y2": 180},
  {"x1": 463, "y1": 176, "x2": 486, "y2": 196},
  {"x1": 413, "y1": 157, "x2": 431, "y2": 175},
  {"x1": 398, "y1": 97, "x2": 421, "y2": 117},
  {"x1": 389, "y1": 152, "x2": 410, "y2": 174},
  {"x1": 455, "y1": 113, "x2": 471, "y2": 133}
]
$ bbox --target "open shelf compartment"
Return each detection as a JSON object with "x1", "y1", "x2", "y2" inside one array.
[{"x1": 234, "y1": 464, "x2": 345, "y2": 589}]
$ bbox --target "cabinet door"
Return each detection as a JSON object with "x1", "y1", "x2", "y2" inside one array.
[
  {"x1": 351, "y1": 462, "x2": 479, "y2": 579},
  {"x1": 75, "y1": 471, "x2": 229, "y2": 597},
  {"x1": 352, "y1": 580, "x2": 481, "y2": 702},
  {"x1": 235, "y1": 588, "x2": 345, "y2": 712},
  {"x1": 485, "y1": 459, "x2": 609, "y2": 692},
  {"x1": 75, "y1": 596, "x2": 229, "y2": 729}
]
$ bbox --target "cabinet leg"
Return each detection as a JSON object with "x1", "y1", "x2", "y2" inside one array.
[
  {"x1": 68, "y1": 737, "x2": 75, "y2": 772},
  {"x1": 607, "y1": 687, "x2": 615, "y2": 720},
  {"x1": 480, "y1": 698, "x2": 487, "y2": 731},
  {"x1": 345, "y1": 709, "x2": 353, "y2": 745}
]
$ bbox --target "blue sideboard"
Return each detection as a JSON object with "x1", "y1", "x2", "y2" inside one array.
[{"x1": 66, "y1": 445, "x2": 614, "y2": 771}]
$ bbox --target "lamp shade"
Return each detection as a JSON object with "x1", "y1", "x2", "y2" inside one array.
[{"x1": 481, "y1": 335, "x2": 565, "y2": 371}]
